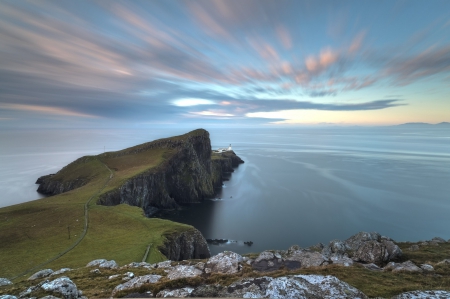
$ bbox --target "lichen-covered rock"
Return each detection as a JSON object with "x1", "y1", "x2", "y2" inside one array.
[
  {"x1": 219, "y1": 277, "x2": 272, "y2": 298},
  {"x1": 284, "y1": 250, "x2": 328, "y2": 269},
  {"x1": 384, "y1": 261, "x2": 422, "y2": 273},
  {"x1": 190, "y1": 284, "x2": 223, "y2": 297},
  {"x1": 50, "y1": 268, "x2": 71, "y2": 277},
  {"x1": 86, "y1": 259, "x2": 107, "y2": 267},
  {"x1": 252, "y1": 251, "x2": 284, "y2": 271},
  {"x1": 86, "y1": 259, "x2": 117, "y2": 268},
  {"x1": 0, "y1": 296, "x2": 17, "y2": 299},
  {"x1": 420, "y1": 264, "x2": 434, "y2": 272},
  {"x1": 362, "y1": 263, "x2": 382, "y2": 271},
  {"x1": 205, "y1": 251, "x2": 243, "y2": 274},
  {"x1": 166, "y1": 265, "x2": 202, "y2": 280},
  {"x1": 159, "y1": 228, "x2": 210, "y2": 261},
  {"x1": 322, "y1": 240, "x2": 347, "y2": 257},
  {"x1": 383, "y1": 240, "x2": 402, "y2": 260},
  {"x1": 392, "y1": 290, "x2": 450, "y2": 298},
  {"x1": 112, "y1": 275, "x2": 162, "y2": 296},
  {"x1": 265, "y1": 275, "x2": 368, "y2": 299},
  {"x1": 0, "y1": 278, "x2": 13, "y2": 286},
  {"x1": 28, "y1": 269, "x2": 54, "y2": 281},
  {"x1": 352, "y1": 240, "x2": 388, "y2": 264},
  {"x1": 156, "y1": 287, "x2": 194, "y2": 298},
  {"x1": 345, "y1": 232, "x2": 381, "y2": 251},
  {"x1": 41, "y1": 277, "x2": 80, "y2": 299},
  {"x1": 330, "y1": 253, "x2": 354, "y2": 267}
]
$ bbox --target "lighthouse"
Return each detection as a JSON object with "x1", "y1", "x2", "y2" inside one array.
[{"x1": 227, "y1": 144, "x2": 232, "y2": 151}]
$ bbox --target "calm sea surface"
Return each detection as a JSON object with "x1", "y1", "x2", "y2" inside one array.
[{"x1": 1, "y1": 127, "x2": 449, "y2": 255}]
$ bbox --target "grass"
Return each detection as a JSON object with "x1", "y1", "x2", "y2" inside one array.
[{"x1": 0, "y1": 131, "x2": 203, "y2": 280}]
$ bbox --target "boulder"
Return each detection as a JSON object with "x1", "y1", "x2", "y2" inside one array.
[
  {"x1": 154, "y1": 260, "x2": 172, "y2": 269},
  {"x1": 40, "y1": 296, "x2": 62, "y2": 299},
  {"x1": 345, "y1": 232, "x2": 381, "y2": 251},
  {"x1": 420, "y1": 264, "x2": 434, "y2": 272},
  {"x1": 166, "y1": 265, "x2": 202, "y2": 280},
  {"x1": 322, "y1": 240, "x2": 347, "y2": 257},
  {"x1": 0, "y1": 296, "x2": 17, "y2": 299},
  {"x1": 392, "y1": 290, "x2": 450, "y2": 298},
  {"x1": 265, "y1": 275, "x2": 368, "y2": 299},
  {"x1": 50, "y1": 268, "x2": 71, "y2": 277},
  {"x1": 431, "y1": 237, "x2": 446, "y2": 243},
  {"x1": 437, "y1": 259, "x2": 450, "y2": 265},
  {"x1": 384, "y1": 261, "x2": 422, "y2": 273},
  {"x1": 98, "y1": 260, "x2": 118, "y2": 269},
  {"x1": 191, "y1": 284, "x2": 223, "y2": 297},
  {"x1": 362, "y1": 263, "x2": 382, "y2": 271},
  {"x1": 218, "y1": 277, "x2": 272, "y2": 298},
  {"x1": 40, "y1": 276, "x2": 80, "y2": 299},
  {"x1": 408, "y1": 245, "x2": 420, "y2": 251},
  {"x1": 352, "y1": 240, "x2": 388, "y2": 264},
  {"x1": 112, "y1": 275, "x2": 162, "y2": 296},
  {"x1": 86, "y1": 259, "x2": 107, "y2": 267},
  {"x1": 330, "y1": 253, "x2": 354, "y2": 267},
  {"x1": 252, "y1": 251, "x2": 284, "y2": 272},
  {"x1": 108, "y1": 275, "x2": 120, "y2": 280},
  {"x1": 382, "y1": 240, "x2": 402, "y2": 260},
  {"x1": 156, "y1": 287, "x2": 194, "y2": 298},
  {"x1": 284, "y1": 250, "x2": 328, "y2": 269},
  {"x1": 0, "y1": 278, "x2": 13, "y2": 286},
  {"x1": 204, "y1": 251, "x2": 243, "y2": 274},
  {"x1": 28, "y1": 269, "x2": 54, "y2": 281},
  {"x1": 429, "y1": 241, "x2": 440, "y2": 246}
]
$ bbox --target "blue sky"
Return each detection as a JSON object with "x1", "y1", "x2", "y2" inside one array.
[{"x1": 0, "y1": 0, "x2": 449, "y2": 128}]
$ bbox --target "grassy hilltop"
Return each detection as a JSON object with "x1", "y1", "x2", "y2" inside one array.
[{"x1": 0, "y1": 129, "x2": 215, "y2": 280}]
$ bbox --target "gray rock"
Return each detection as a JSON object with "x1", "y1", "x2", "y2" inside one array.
[
  {"x1": 89, "y1": 269, "x2": 101, "y2": 274},
  {"x1": 108, "y1": 275, "x2": 120, "y2": 280},
  {"x1": 392, "y1": 290, "x2": 450, "y2": 298},
  {"x1": 160, "y1": 228, "x2": 211, "y2": 261},
  {"x1": 193, "y1": 262, "x2": 205, "y2": 270},
  {"x1": 50, "y1": 269, "x2": 71, "y2": 277},
  {"x1": 330, "y1": 253, "x2": 354, "y2": 267},
  {"x1": 429, "y1": 241, "x2": 440, "y2": 246},
  {"x1": 383, "y1": 240, "x2": 403, "y2": 260},
  {"x1": 28, "y1": 269, "x2": 54, "y2": 281},
  {"x1": 362, "y1": 263, "x2": 382, "y2": 271},
  {"x1": 205, "y1": 251, "x2": 243, "y2": 274},
  {"x1": 381, "y1": 236, "x2": 393, "y2": 241},
  {"x1": 385, "y1": 261, "x2": 422, "y2": 273},
  {"x1": 112, "y1": 275, "x2": 162, "y2": 296},
  {"x1": 40, "y1": 296, "x2": 62, "y2": 299},
  {"x1": 420, "y1": 241, "x2": 429, "y2": 246},
  {"x1": 41, "y1": 277, "x2": 79, "y2": 299},
  {"x1": 420, "y1": 264, "x2": 434, "y2": 272},
  {"x1": 345, "y1": 232, "x2": 381, "y2": 251},
  {"x1": 125, "y1": 262, "x2": 152, "y2": 269},
  {"x1": 20, "y1": 280, "x2": 49, "y2": 297},
  {"x1": 86, "y1": 259, "x2": 107, "y2": 267},
  {"x1": 436, "y1": 259, "x2": 450, "y2": 265},
  {"x1": 285, "y1": 250, "x2": 328, "y2": 269},
  {"x1": 218, "y1": 277, "x2": 272, "y2": 298},
  {"x1": 156, "y1": 287, "x2": 194, "y2": 298},
  {"x1": 166, "y1": 265, "x2": 202, "y2": 280},
  {"x1": 322, "y1": 240, "x2": 347, "y2": 257},
  {"x1": 190, "y1": 284, "x2": 223, "y2": 297},
  {"x1": 408, "y1": 245, "x2": 420, "y2": 251},
  {"x1": 0, "y1": 278, "x2": 13, "y2": 286},
  {"x1": 352, "y1": 240, "x2": 388, "y2": 264},
  {"x1": 431, "y1": 237, "x2": 446, "y2": 243},
  {"x1": 252, "y1": 251, "x2": 283, "y2": 272},
  {"x1": 154, "y1": 260, "x2": 172, "y2": 269},
  {"x1": 98, "y1": 260, "x2": 118, "y2": 269},
  {"x1": 265, "y1": 275, "x2": 368, "y2": 299},
  {"x1": 124, "y1": 272, "x2": 134, "y2": 279},
  {"x1": 308, "y1": 243, "x2": 325, "y2": 251},
  {"x1": 0, "y1": 296, "x2": 18, "y2": 299}
]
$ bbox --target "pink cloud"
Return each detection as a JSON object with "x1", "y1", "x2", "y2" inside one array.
[{"x1": 0, "y1": 104, "x2": 98, "y2": 118}]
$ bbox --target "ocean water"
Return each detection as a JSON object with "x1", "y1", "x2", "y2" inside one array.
[{"x1": 1, "y1": 127, "x2": 449, "y2": 255}]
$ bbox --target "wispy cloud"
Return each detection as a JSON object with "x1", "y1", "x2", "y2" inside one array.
[{"x1": 0, "y1": 104, "x2": 99, "y2": 118}]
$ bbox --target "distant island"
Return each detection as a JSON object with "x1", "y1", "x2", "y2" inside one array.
[{"x1": 395, "y1": 122, "x2": 450, "y2": 127}]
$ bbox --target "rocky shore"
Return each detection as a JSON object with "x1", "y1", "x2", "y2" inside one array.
[{"x1": 2, "y1": 231, "x2": 450, "y2": 299}]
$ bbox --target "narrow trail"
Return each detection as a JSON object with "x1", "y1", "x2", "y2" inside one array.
[{"x1": 11, "y1": 160, "x2": 114, "y2": 280}]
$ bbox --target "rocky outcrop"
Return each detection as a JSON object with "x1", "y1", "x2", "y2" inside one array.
[
  {"x1": 204, "y1": 251, "x2": 243, "y2": 274},
  {"x1": 28, "y1": 269, "x2": 53, "y2": 281},
  {"x1": 384, "y1": 260, "x2": 423, "y2": 273},
  {"x1": 41, "y1": 277, "x2": 82, "y2": 299},
  {"x1": 0, "y1": 278, "x2": 13, "y2": 286},
  {"x1": 112, "y1": 275, "x2": 162, "y2": 296},
  {"x1": 159, "y1": 228, "x2": 211, "y2": 260},
  {"x1": 86, "y1": 259, "x2": 118, "y2": 269},
  {"x1": 392, "y1": 290, "x2": 450, "y2": 298}
]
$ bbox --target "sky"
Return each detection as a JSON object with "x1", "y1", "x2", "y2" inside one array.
[{"x1": 0, "y1": 0, "x2": 449, "y2": 128}]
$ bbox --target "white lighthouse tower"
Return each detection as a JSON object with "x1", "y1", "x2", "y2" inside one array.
[{"x1": 227, "y1": 144, "x2": 232, "y2": 151}]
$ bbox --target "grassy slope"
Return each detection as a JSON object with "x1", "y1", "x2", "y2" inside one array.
[{"x1": 0, "y1": 133, "x2": 198, "y2": 280}]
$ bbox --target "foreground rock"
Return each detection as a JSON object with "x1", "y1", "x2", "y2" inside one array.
[
  {"x1": 86, "y1": 259, "x2": 118, "y2": 269},
  {"x1": 204, "y1": 251, "x2": 243, "y2": 274},
  {"x1": 0, "y1": 278, "x2": 13, "y2": 286},
  {"x1": 112, "y1": 275, "x2": 162, "y2": 296},
  {"x1": 41, "y1": 276, "x2": 82, "y2": 299},
  {"x1": 384, "y1": 261, "x2": 423, "y2": 273},
  {"x1": 28, "y1": 269, "x2": 54, "y2": 280},
  {"x1": 160, "y1": 274, "x2": 368, "y2": 298},
  {"x1": 392, "y1": 290, "x2": 450, "y2": 298},
  {"x1": 166, "y1": 265, "x2": 202, "y2": 280}
]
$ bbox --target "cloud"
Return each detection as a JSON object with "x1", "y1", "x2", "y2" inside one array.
[{"x1": 0, "y1": 103, "x2": 99, "y2": 118}]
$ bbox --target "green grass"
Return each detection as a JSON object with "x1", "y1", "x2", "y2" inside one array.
[{"x1": 0, "y1": 131, "x2": 203, "y2": 280}]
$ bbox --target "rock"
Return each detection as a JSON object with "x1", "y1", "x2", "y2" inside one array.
[
  {"x1": 0, "y1": 278, "x2": 13, "y2": 286},
  {"x1": 154, "y1": 260, "x2": 172, "y2": 269},
  {"x1": 86, "y1": 259, "x2": 106, "y2": 267},
  {"x1": 429, "y1": 241, "x2": 440, "y2": 246},
  {"x1": 352, "y1": 240, "x2": 388, "y2": 264},
  {"x1": 40, "y1": 296, "x2": 62, "y2": 299},
  {"x1": 108, "y1": 275, "x2": 120, "y2": 280},
  {"x1": 420, "y1": 264, "x2": 434, "y2": 272},
  {"x1": 90, "y1": 269, "x2": 101, "y2": 274},
  {"x1": 252, "y1": 251, "x2": 283, "y2": 272},
  {"x1": 431, "y1": 237, "x2": 446, "y2": 243},
  {"x1": 345, "y1": 232, "x2": 381, "y2": 251},
  {"x1": 408, "y1": 245, "x2": 420, "y2": 251},
  {"x1": 420, "y1": 241, "x2": 429, "y2": 246},
  {"x1": 166, "y1": 265, "x2": 202, "y2": 280},
  {"x1": 156, "y1": 287, "x2": 194, "y2": 298},
  {"x1": 41, "y1": 277, "x2": 79, "y2": 299},
  {"x1": 308, "y1": 243, "x2": 325, "y2": 251},
  {"x1": 322, "y1": 240, "x2": 347, "y2": 257},
  {"x1": 381, "y1": 236, "x2": 393, "y2": 241},
  {"x1": 204, "y1": 251, "x2": 243, "y2": 274},
  {"x1": 99, "y1": 260, "x2": 118, "y2": 269},
  {"x1": 218, "y1": 277, "x2": 272, "y2": 298},
  {"x1": 265, "y1": 275, "x2": 368, "y2": 299},
  {"x1": 50, "y1": 268, "x2": 71, "y2": 277},
  {"x1": 330, "y1": 253, "x2": 354, "y2": 267},
  {"x1": 160, "y1": 228, "x2": 211, "y2": 261},
  {"x1": 436, "y1": 259, "x2": 450, "y2": 265},
  {"x1": 284, "y1": 250, "x2": 328, "y2": 269},
  {"x1": 190, "y1": 284, "x2": 223, "y2": 297},
  {"x1": 362, "y1": 263, "x2": 382, "y2": 271},
  {"x1": 193, "y1": 262, "x2": 205, "y2": 270},
  {"x1": 385, "y1": 261, "x2": 423, "y2": 273},
  {"x1": 383, "y1": 240, "x2": 402, "y2": 260},
  {"x1": 0, "y1": 296, "x2": 17, "y2": 299},
  {"x1": 112, "y1": 275, "x2": 162, "y2": 296},
  {"x1": 124, "y1": 272, "x2": 134, "y2": 279},
  {"x1": 28, "y1": 269, "x2": 54, "y2": 281},
  {"x1": 392, "y1": 290, "x2": 450, "y2": 298}
]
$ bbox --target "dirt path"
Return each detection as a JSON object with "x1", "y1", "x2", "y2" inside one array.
[{"x1": 11, "y1": 160, "x2": 114, "y2": 280}]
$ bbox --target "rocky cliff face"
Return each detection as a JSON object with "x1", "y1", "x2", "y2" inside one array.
[
  {"x1": 97, "y1": 129, "x2": 243, "y2": 214},
  {"x1": 160, "y1": 228, "x2": 211, "y2": 260}
]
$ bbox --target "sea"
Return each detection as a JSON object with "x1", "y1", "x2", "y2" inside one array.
[{"x1": 1, "y1": 126, "x2": 449, "y2": 255}]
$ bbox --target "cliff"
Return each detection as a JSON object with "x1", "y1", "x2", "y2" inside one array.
[{"x1": 159, "y1": 228, "x2": 211, "y2": 260}]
